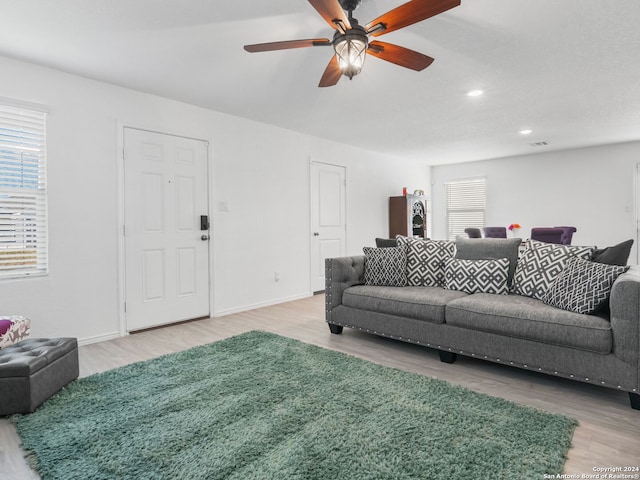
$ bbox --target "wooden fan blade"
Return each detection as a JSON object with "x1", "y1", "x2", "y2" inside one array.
[
  {"x1": 319, "y1": 55, "x2": 342, "y2": 87},
  {"x1": 308, "y1": 0, "x2": 351, "y2": 30},
  {"x1": 366, "y1": 0, "x2": 460, "y2": 37},
  {"x1": 367, "y1": 41, "x2": 434, "y2": 71},
  {"x1": 244, "y1": 38, "x2": 331, "y2": 52}
]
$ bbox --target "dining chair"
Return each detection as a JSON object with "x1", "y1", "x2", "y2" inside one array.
[
  {"x1": 482, "y1": 227, "x2": 507, "y2": 238},
  {"x1": 554, "y1": 226, "x2": 577, "y2": 245},
  {"x1": 464, "y1": 228, "x2": 482, "y2": 238},
  {"x1": 530, "y1": 227, "x2": 564, "y2": 244}
]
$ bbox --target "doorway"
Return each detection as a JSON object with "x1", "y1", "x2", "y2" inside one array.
[
  {"x1": 123, "y1": 128, "x2": 210, "y2": 331},
  {"x1": 310, "y1": 161, "x2": 346, "y2": 293},
  {"x1": 636, "y1": 163, "x2": 640, "y2": 264}
]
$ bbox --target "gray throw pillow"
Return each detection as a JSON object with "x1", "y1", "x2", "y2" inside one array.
[
  {"x1": 511, "y1": 240, "x2": 596, "y2": 300},
  {"x1": 590, "y1": 239, "x2": 634, "y2": 266},
  {"x1": 363, "y1": 246, "x2": 407, "y2": 287},
  {"x1": 444, "y1": 258, "x2": 510, "y2": 295},
  {"x1": 375, "y1": 238, "x2": 397, "y2": 248},
  {"x1": 454, "y1": 237, "x2": 522, "y2": 286},
  {"x1": 543, "y1": 257, "x2": 630, "y2": 314}
]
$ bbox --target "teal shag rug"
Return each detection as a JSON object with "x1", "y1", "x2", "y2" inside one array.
[{"x1": 14, "y1": 331, "x2": 576, "y2": 479}]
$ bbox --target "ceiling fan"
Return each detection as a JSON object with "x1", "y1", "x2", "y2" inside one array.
[{"x1": 244, "y1": 0, "x2": 461, "y2": 87}]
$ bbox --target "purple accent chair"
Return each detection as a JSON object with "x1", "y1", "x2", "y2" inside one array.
[
  {"x1": 530, "y1": 227, "x2": 564, "y2": 244},
  {"x1": 554, "y1": 226, "x2": 577, "y2": 245},
  {"x1": 482, "y1": 227, "x2": 507, "y2": 238}
]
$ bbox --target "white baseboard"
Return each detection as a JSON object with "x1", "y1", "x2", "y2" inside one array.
[
  {"x1": 77, "y1": 331, "x2": 123, "y2": 346},
  {"x1": 212, "y1": 292, "x2": 312, "y2": 318},
  {"x1": 76, "y1": 293, "x2": 312, "y2": 345}
]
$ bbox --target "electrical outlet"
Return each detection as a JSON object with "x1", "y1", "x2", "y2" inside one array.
[
  {"x1": 218, "y1": 201, "x2": 230, "y2": 212},
  {"x1": 274, "y1": 271, "x2": 281, "y2": 282}
]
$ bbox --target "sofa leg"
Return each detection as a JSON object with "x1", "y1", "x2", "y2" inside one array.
[
  {"x1": 630, "y1": 392, "x2": 640, "y2": 410},
  {"x1": 328, "y1": 323, "x2": 343, "y2": 334},
  {"x1": 438, "y1": 350, "x2": 457, "y2": 364}
]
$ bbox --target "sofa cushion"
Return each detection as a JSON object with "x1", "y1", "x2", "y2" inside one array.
[
  {"x1": 444, "y1": 258, "x2": 510, "y2": 295},
  {"x1": 543, "y1": 257, "x2": 630, "y2": 314},
  {"x1": 363, "y1": 246, "x2": 407, "y2": 287},
  {"x1": 445, "y1": 293, "x2": 612, "y2": 354},
  {"x1": 511, "y1": 240, "x2": 596, "y2": 300},
  {"x1": 590, "y1": 239, "x2": 634, "y2": 266},
  {"x1": 454, "y1": 237, "x2": 522, "y2": 286},
  {"x1": 343, "y1": 285, "x2": 469, "y2": 324},
  {"x1": 396, "y1": 236, "x2": 454, "y2": 287}
]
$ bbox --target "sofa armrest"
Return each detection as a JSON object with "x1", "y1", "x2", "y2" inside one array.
[
  {"x1": 325, "y1": 256, "x2": 365, "y2": 323},
  {"x1": 609, "y1": 265, "x2": 640, "y2": 367}
]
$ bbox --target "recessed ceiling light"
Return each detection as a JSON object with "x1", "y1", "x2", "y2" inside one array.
[
  {"x1": 519, "y1": 129, "x2": 532, "y2": 135},
  {"x1": 467, "y1": 90, "x2": 484, "y2": 97}
]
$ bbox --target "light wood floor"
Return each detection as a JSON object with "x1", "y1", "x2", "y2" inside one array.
[{"x1": 2, "y1": 294, "x2": 639, "y2": 478}]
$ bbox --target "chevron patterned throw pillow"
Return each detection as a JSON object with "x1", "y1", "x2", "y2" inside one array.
[
  {"x1": 542, "y1": 257, "x2": 629, "y2": 314},
  {"x1": 444, "y1": 258, "x2": 510, "y2": 295},
  {"x1": 363, "y1": 246, "x2": 407, "y2": 287},
  {"x1": 396, "y1": 236, "x2": 455, "y2": 287},
  {"x1": 511, "y1": 240, "x2": 596, "y2": 300}
]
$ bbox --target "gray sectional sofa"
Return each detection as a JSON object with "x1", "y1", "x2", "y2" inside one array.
[{"x1": 325, "y1": 237, "x2": 640, "y2": 409}]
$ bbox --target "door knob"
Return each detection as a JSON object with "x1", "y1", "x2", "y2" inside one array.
[
  {"x1": 313, "y1": 232, "x2": 320, "y2": 236},
  {"x1": 201, "y1": 235, "x2": 210, "y2": 241}
]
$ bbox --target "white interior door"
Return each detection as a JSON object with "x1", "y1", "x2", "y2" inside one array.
[
  {"x1": 637, "y1": 163, "x2": 640, "y2": 264},
  {"x1": 124, "y1": 128, "x2": 210, "y2": 331},
  {"x1": 310, "y1": 161, "x2": 346, "y2": 293}
]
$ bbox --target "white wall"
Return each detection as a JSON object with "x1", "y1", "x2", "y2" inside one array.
[
  {"x1": 431, "y1": 142, "x2": 640, "y2": 261},
  {"x1": 210, "y1": 117, "x2": 431, "y2": 314},
  {"x1": 0, "y1": 55, "x2": 430, "y2": 343}
]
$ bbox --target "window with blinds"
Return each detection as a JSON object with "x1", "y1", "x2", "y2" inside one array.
[
  {"x1": 0, "y1": 103, "x2": 48, "y2": 278},
  {"x1": 445, "y1": 178, "x2": 486, "y2": 241}
]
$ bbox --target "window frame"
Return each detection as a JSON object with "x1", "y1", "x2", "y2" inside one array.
[
  {"x1": 445, "y1": 177, "x2": 486, "y2": 241},
  {"x1": 0, "y1": 99, "x2": 48, "y2": 279}
]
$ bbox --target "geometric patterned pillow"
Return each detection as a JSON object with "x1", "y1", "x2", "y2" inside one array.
[
  {"x1": 396, "y1": 236, "x2": 454, "y2": 287},
  {"x1": 444, "y1": 257, "x2": 510, "y2": 295},
  {"x1": 511, "y1": 240, "x2": 596, "y2": 300},
  {"x1": 542, "y1": 257, "x2": 630, "y2": 314},
  {"x1": 363, "y1": 246, "x2": 407, "y2": 287}
]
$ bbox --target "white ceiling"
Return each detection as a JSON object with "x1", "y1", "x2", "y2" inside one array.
[{"x1": 1, "y1": 0, "x2": 640, "y2": 164}]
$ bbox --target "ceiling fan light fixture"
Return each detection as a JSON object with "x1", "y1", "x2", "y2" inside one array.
[
  {"x1": 245, "y1": 0, "x2": 461, "y2": 87},
  {"x1": 333, "y1": 27, "x2": 368, "y2": 79}
]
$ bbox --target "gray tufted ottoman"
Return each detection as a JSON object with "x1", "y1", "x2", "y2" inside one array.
[{"x1": 0, "y1": 338, "x2": 79, "y2": 415}]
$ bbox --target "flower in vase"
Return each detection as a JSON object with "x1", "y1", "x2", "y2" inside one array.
[{"x1": 508, "y1": 223, "x2": 521, "y2": 231}]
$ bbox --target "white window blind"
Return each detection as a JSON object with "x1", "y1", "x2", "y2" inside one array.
[
  {"x1": 0, "y1": 103, "x2": 48, "y2": 278},
  {"x1": 445, "y1": 178, "x2": 486, "y2": 241}
]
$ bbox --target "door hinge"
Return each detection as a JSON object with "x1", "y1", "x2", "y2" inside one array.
[
  {"x1": 123, "y1": 225, "x2": 126, "y2": 236},
  {"x1": 124, "y1": 302, "x2": 127, "y2": 313}
]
